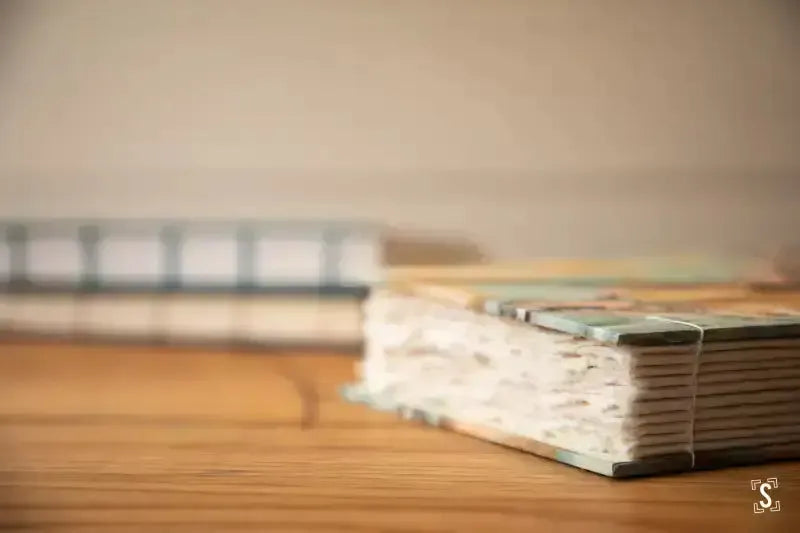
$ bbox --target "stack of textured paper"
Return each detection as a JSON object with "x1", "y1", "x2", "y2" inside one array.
[
  {"x1": 345, "y1": 257, "x2": 800, "y2": 476},
  {"x1": 0, "y1": 219, "x2": 381, "y2": 347}
]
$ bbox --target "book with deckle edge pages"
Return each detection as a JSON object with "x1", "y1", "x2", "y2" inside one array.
[{"x1": 343, "y1": 256, "x2": 800, "y2": 477}]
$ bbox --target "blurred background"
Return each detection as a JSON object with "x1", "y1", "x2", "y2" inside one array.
[{"x1": 1, "y1": 0, "x2": 797, "y2": 263}]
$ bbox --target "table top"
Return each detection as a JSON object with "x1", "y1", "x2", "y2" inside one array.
[{"x1": 1, "y1": 340, "x2": 797, "y2": 532}]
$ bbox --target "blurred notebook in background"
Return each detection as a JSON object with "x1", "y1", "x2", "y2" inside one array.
[
  {"x1": 0, "y1": 220, "x2": 382, "y2": 348},
  {"x1": 347, "y1": 254, "x2": 800, "y2": 477}
]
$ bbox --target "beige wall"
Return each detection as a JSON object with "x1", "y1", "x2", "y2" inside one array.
[{"x1": 1, "y1": 0, "x2": 798, "y2": 260}]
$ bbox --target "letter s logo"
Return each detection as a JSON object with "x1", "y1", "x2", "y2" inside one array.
[{"x1": 759, "y1": 483, "x2": 773, "y2": 510}]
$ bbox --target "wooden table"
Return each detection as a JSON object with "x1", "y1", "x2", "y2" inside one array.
[{"x1": 1, "y1": 340, "x2": 797, "y2": 532}]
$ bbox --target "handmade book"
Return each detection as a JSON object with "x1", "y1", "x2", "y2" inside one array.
[
  {"x1": 344, "y1": 257, "x2": 800, "y2": 477},
  {"x1": 0, "y1": 219, "x2": 381, "y2": 347}
]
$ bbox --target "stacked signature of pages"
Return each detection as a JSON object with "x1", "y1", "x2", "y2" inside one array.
[{"x1": 344, "y1": 257, "x2": 800, "y2": 477}]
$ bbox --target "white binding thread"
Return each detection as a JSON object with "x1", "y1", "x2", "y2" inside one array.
[{"x1": 646, "y1": 316, "x2": 705, "y2": 469}]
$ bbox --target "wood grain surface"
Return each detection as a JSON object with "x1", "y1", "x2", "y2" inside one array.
[{"x1": 0, "y1": 340, "x2": 798, "y2": 532}]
